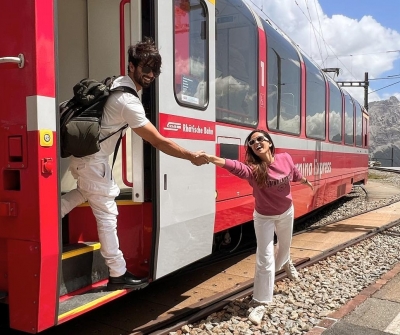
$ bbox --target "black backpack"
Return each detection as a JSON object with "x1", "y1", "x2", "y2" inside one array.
[{"x1": 59, "y1": 76, "x2": 138, "y2": 162}]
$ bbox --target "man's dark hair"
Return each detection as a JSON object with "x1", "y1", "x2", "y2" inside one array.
[{"x1": 128, "y1": 37, "x2": 162, "y2": 75}]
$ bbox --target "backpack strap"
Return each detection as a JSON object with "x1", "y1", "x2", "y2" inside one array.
[
  {"x1": 110, "y1": 85, "x2": 139, "y2": 97},
  {"x1": 98, "y1": 85, "x2": 139, "y2": 144},
  {"x1": 100, "y1": 85, "x2": 140, "y2": 170},
  {"x1": 111, "y1": 130, "x2": 125, "y2": 170}
]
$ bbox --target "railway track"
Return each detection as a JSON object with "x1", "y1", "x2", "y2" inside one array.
[
  {"x1": 132, "y1": 214, "x2": 400, "y2": 335},
  {"x1": 2, "y1": 170, "x2": 400, "y2": 335}
]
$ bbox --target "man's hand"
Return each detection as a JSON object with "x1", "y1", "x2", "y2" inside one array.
[{"x1": 190, "y1": 151, "x2": 209, "y2": 166}]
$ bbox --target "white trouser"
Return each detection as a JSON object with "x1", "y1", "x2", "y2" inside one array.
[
  {"x1": 252, "y1": 205, "x2": 294, "y2": 303},
  {"x1": 60, "y1": 158, "x2": 125, "y2": 277}
]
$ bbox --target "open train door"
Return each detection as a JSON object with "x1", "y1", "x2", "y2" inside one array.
[
  {"x1": 0, "y1": 0, "x2": 59, "y2": 332},
  {"x1": 152, "y1": 0, "x2": 216, "y2": 279}
]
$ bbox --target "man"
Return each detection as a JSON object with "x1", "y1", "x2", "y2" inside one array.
[{"x1": 61, "y1": 37, "x2": 208, "y2": 290}]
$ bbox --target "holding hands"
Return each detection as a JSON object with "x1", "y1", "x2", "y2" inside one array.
[
  {"x1": 190, "y1": 151, "x2": 209, "y2": 166},
  {"x1": 191, "y1": 152, "x2": 314, "y2": 193},
  {"x1": 191, "y1": 153, "x2": 226, "y2": 167},
  {"x1": 190, "y1": 152, "x2": 226, "y2": 167}
]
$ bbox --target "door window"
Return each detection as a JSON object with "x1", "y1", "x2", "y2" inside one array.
[{"x1": 174, "y1": 0, "x2": 208, "y2": 109}]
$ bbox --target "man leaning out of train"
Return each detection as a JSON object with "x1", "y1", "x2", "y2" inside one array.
[
  {"x1": 203, "y1": 129, "x2": 313, "y2": 325},
  {"x1": 61, "y1": 37, "x2": 209, "y2": 291}
]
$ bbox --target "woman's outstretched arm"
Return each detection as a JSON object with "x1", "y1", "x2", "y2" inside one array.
[{"x1": 206, "y1": 154, "x2": 226, "y2": 167}]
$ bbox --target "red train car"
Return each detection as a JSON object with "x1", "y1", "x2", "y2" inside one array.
[{"x1": 0, "y1": 0, "x2": 368, "y2": 332}]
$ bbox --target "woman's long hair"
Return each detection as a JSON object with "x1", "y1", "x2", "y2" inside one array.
[{"x1": 244, "y1": 130, "x2": 276, "y2": 187}]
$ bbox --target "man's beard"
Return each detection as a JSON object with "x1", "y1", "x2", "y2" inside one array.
[{"x1": 134, "y1": 70, "x2": 153, "y2": 88}]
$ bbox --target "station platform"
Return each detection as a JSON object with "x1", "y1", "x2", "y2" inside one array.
[
  {"x1": 304, "y1": 179, "x2": 400, "y2": 335},
  {"x1": 306, "y1": 263, "x2": 400, "y2": 335}
]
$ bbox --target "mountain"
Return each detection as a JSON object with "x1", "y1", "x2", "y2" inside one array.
[{"x1": 368, "y1": 96, "x2": 400, "y2": 167}]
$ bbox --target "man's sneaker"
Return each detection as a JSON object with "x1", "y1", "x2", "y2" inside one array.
[
  {"x1": 282, "y1": 259, "x2": 299, "y2": 280},
  {"x1": 248, "y1": 305, "x2": 266, "y2": 325}
]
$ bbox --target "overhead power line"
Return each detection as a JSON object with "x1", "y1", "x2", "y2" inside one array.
[
  {"x1": 322, "y1": 50, "x2": 400, "y2": 58},
  {"x1": 304, "y1": 0, "x2": 324, "y2": 67},
  {"x1": 369, "y1": 75, "x2": 400, "y2": 81},
  {"x1": 293, "y1": 0, "x2": 358, "y2": 80},
  {"x1": 369, "y1": 80, "x2": 400, "y2": 94}
]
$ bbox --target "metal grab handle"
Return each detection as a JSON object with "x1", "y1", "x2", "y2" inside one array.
[{"x1": 0, "y1": 54, "x2": 25, "y2": 68}]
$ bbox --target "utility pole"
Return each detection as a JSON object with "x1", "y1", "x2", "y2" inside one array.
[{"x1": 336, "y1": 72, "x2": 369, "y2": 111}]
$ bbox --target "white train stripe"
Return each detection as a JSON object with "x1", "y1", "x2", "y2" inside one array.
[
  {"x1": 216, "y1": 124, "x2": 368, "y2": 155},
  {"x1": 26, "y1": 95, "x2": 57, "y2": 131}
]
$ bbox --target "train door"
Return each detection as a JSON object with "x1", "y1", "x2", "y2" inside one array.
[
  {"x1": 0, "y1": 0, "x2": 59, "y2": 332},
  {"x1": 152, "y1": 0, "x2": 216, "y2": 279}
]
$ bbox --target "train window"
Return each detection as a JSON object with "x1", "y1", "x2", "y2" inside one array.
[
  {"x1": 215, "y1": 0, "x2": 258, "y2": 126},
  {"x1": 355, "y1": 102, "x2": 363, "y2": 147},
  {"x1": 344, "y1": 92, "x2": 354, "y2": 145},
  {"x1": 363, "y1": 115, "x2": 369, "y2": 147},
  {"x1": 328, "y1": 79, "x2": 343, "y2": 143},
  {"x1": 220, "y1": 143, "x2": 239, "y2": 160},
  {"x1": 303, "y1": 55, "x2": 326, "y2": 140},
  {"x1": 263, "y1": 22, "x2": 301, "y2": 135},
  {"x1": 174, "y1": 0, "x2": 208, "y2": 109}
]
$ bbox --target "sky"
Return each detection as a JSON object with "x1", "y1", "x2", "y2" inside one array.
[{"x1": 248, "y1": 0, "x2": 400, "y2": 106}]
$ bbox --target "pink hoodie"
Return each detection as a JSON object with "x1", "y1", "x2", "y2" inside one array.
[{"x1": 223, "y1": 152, "x2": 302, "y2": 215}]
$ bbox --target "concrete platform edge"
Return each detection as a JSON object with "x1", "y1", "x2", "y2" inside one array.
[{"x1": 304, "y1": 262, "x2": 400, "y2": 335}]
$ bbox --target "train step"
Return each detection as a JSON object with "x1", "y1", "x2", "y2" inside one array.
[
  {"x1": 60, "y1": 242, "x2": 108, "y2": 296},
  {"x1": 58, "y1": 242, "x2": 136, "y2": 323}
]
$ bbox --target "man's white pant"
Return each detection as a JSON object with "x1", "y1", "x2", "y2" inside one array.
[
  {"x1": 252, "y1": 205, "x2": 294, "y2": 303},
  {"x1": 61, "y1": 158, "x2": 126, "y2": 277}
]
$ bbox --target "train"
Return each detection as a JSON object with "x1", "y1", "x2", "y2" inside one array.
[{"x1": 0, "y1": 0, "x2": 368, "y2": 333}]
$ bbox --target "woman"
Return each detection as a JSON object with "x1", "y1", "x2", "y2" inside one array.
[{"x1": 205, "y1": 130, "x2": 313, "y2": 325}]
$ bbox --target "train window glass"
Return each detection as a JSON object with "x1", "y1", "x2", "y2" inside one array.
[
  {"x1": 303, "y1": 55, "x2": 326, "y2": 140},
  {"x1": 174, "y1": 0, "x2": 208, "y2": 109},
  {"x1": 220, "y1": 143, "x2": 239, "y2": 160},
  {"x1": 263, "y1": 22, "x2": 301, "y2": 135},
  {"x1": 215, "y1": 0, "x2": 258, "y2": 126},
  {"x1": 363, "y1": 115, "x2": 368, "y2": 147},
  {"x1": 355, "y1": 102, "x2": 363, "y2": 147},
  {"x1": 344, "y1": 92, "x2": 354, "y2": 145},
  {"x1": 328, "y1": 80, "x2": 342, "y2": 143}
]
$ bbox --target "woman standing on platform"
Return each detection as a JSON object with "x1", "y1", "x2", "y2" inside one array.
[{"x1": 205, "y1": 129, "x2": 313, "y2": 325}]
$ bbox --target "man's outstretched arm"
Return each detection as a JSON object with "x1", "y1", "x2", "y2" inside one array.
[{"x1": 133, "y1": 122, "x2": 208, "y2": 166}]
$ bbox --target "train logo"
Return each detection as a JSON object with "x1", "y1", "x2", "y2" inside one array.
[{"x1": 164, "y1": 122, "x2": 182, "y2": 131}]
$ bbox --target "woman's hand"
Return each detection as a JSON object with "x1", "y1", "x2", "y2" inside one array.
[
  {"x1": 190, "y1": 151, "x2": 209, "y2": 166},
  {"x1": 306, "y1": 179, "x2": 314, "y2": 191},
  {"x1": 302, "y1": 178, "x2": 314, "y2": 191}
]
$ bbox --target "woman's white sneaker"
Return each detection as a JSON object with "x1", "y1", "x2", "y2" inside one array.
[
  {"x1": 282, "y1": 259, "x2": 299, "y2": 280},
  {"x1": 248, "y1": 305, "x2": 266, "y2": 325}
]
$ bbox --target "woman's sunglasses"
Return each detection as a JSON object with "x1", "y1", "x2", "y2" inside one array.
[
  {"x1": 140, "y1": 65, "x2": 160, "y2": 78},
  {"x1": 248, "y1": 136, "x2": 270, "y2": 146}
]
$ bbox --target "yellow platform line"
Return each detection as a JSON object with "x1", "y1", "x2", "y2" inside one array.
[{"x1": 62, "y1": 243, "x2": 101, "y2": 260}]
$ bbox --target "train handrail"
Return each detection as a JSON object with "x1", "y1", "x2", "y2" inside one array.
[
  {"x1": 0, "y1": 54, "x2": 24, "y2": 68},
  {"x1": 119, "y1": 0, "x2": 133, "y2": 187}
]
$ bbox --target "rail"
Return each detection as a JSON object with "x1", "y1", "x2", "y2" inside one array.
[
  {"x1": 0, "y1": 54, "x2": 24, "y2": 68},
  {"x1": 131, "y1": 215, "x2": 400, "y2": 335},
  {"x1": 130, "y1": 179, "x2": 400, "y2": 334}
]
